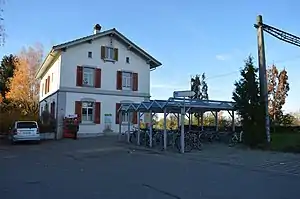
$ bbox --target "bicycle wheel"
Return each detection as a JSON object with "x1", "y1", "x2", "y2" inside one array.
[
  {"x1": 184, "y1": 139, "x2": 193, "y2": 152},
  {"x1": 196, "y1": 139, "x2": 202, "y2": 150},
  {"x1": 175, "y1": 136, "x2": 181, "y2": 152}
]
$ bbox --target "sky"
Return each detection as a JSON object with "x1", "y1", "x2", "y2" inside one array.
[{"x1": 0, "y1": 0, "x2": 300, "y2": 113}]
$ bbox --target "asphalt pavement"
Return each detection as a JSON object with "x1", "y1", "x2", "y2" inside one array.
[{"x1": 1, "y1": 137, "x2": 300, "y2": 199}]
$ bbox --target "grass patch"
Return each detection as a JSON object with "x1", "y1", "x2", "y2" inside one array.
[{"x1": 270, "y1": 133, "x2": 300, "y2": 153}]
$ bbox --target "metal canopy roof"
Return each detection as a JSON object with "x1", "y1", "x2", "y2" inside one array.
[{"x1": 119, "y1": 98, "x2": 236, "y2": 113}]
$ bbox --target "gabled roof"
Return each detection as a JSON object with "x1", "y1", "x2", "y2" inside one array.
[{"x1": 35, "y1": 28, "x2": 162, "y2": 79}]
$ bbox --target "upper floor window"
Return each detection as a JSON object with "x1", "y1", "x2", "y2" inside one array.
[
  {"x1": 76, "y1": 66, "x2": 101, "y2": 88},
  {"x1": 83, "y1": 67, "x2": 94, "y2": 86},
  {"x1": 88, "y1": 51, "x2": 92, "y2": 58},
  {"x1": 106, "y1": 47, "x2": 114, "y2": 60},
  {"x1": 101, "y1": 46, "x2": 118, "y2": 62},
  {"x1": 122, "y1": 72, "x2": 132, "y2": 89},
  {"x1": 126, "y1": 57, "x2": 130, "y2": 64},
  {"x1": 116, "y1": 71, "x2": 138, "y2": 91}
]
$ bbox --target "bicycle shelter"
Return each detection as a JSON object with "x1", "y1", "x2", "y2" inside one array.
[{"x1": 118, "y1": 97, "x2": 236, "y2": 153}]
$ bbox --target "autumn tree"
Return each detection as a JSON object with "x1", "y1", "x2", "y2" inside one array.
[
  {"x1": 6, "y1": 44, "x2": 43, "y2": 115},
  {"x1": 267, "y1": 65, "x2": 290, "y2": 124},
  {"x1": 233, "y1": 56, "x2": 265, "y2": 147},
  {"x1": 0, "y1": 54, "x2": 18, "y2": 99}
]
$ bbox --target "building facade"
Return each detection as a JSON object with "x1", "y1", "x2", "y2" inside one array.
[{"x1": 35, "y1": 24, "x2": 162, "y2": 138}]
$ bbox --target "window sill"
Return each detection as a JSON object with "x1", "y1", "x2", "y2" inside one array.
[
  {"x1": 80, "y1": 122, "x2": 96, "y2": 125},
  {"x1": 122, "y1": 87, "x2": 133, "y2": 91},
  {"x1": 81, "y1": 84, "x2": 95, "y2": 88},
  {"x1": 121, "y1": 122, "x2": 133, "y2": 126},
  {"x1": 104, "y1": 58, "x2": 116, "y2": 63}
]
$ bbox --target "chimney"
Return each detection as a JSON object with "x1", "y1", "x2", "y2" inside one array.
[{"x1": 93, "y1": 24, "x2": 101, "y2": 34}]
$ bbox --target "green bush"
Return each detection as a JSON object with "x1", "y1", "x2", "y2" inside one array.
[
  {"x1": 270, "y1": 133, "x2": 300, "y2": 153},
  {"x1": 0, "y1": 102, "x2": 56, "y2": 134}
]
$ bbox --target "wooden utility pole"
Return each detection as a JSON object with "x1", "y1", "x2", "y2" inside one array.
[
  {"x1": 256, "y1": 15, "x2": 271, "y2": 143},
  {"x1": 254, "y1": 15, "x2": 300, "y2": 143}
]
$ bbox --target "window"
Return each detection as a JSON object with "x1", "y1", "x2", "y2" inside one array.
[
  {"x1": 122, "y1": 72, "x2": 132, "y2": 89},
  {"x1": 105, "y1": 47, "x2": 114, "y2": 60},
  {"x1": 122, "y1": 112, "x2": 133, "y2": 123},
  {"x1": 82, "y1": 101, "x2": 94, "y2": 122},
  {"x1": 83, "y1": 67, "x2": 94, "y2": 86},
  {"x1": 126, "y1": 57, "x2": 130, "y2": 63},
  {"x1": 101, "y1": 46, "x2": 118, "y2": 61},
  {"x1": 16, "y1": 121, "x2": 37, "y2": 129},
  {"x1": 88, "y1": 51, "x2": 92, "y2": 58}
]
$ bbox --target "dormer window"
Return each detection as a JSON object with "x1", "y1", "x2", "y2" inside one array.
[
  {"x1": 101, "y1": 46, "x2": 118, "y2": 62},
  {"x1": 106, "y1": 47, "x2": 114, "y2": 60}
]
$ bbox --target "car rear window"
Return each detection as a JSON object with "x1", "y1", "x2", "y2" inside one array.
[{"x1": 17, "y1": 122, "x2": 37, "y2": 129}]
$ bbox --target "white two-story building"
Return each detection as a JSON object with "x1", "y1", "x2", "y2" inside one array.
[{"x1": 35, "y1": 24, "x2": 162, "y2": 138}]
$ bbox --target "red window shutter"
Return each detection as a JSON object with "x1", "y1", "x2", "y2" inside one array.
[
  {"x1": 94, "y1": 102, "x2": 101, "y2": 124},
  {"x1": 132, "y1": 73, "x2": 138, "y2": 91},
  {"x1": 94, "y1": 68, "x2": 101, "y2": 88},
  {"x1": 76, "y1": 66, "x2": 83, "y2": 86},
  {"x1": 44, "y1": 80, "x2": 47, "y2": 94},
  {"x1": 132, "y1": 112, "x2": 137, "y2": 124},
  {"x1": 47, "y1": 76, "x2": 50, "y2": 92},
  {"x1": 116, "y1": 71, "x2": 122, "y2": 90},
  {"x1": 116, "y1": 103, "x2": 121, "y2": 124},
  {"x1": 50, "y1": 102, "x2": 55, "y2": 117},
  {"x1": 101, "y1": 46, "x2": 106, "y2": 59},
  {"x1": 75, "y1": 101, "x2": 82, "y2": 122}
]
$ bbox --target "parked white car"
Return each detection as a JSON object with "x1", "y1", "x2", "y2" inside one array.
[{"x1": 9, "y1": 121, "x2": 40, "y2": 144}]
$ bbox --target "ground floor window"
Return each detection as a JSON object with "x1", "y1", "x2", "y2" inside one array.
[
  {"x1": 82, "y1": 101, "x2": 94, "y2": 122},
  {"x1": 122, "y1": 112, "x2": 133, "y2": 123}
]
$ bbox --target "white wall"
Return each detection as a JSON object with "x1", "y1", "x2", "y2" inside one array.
[
  {"x1": 60, "y1": 36, "x2": 151, "y2": 94},
  {"x1": 65, "y1": 92, "x2": 144, "y2": 135},
  {"x1": 39, "y1": 55, "x2": 61, "y2": 101}
]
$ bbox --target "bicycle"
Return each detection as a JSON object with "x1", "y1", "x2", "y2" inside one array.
[{"x1": 228, "y1": 131, "x2": 243, "y2": 147}]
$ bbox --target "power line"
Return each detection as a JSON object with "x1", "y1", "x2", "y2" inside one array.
[
  {"x1": 205, "y1": 55, "x2": 300, "y2": 81},
  {"x1": 206, "y1": 71, "x2": 239, "y2": 80}
]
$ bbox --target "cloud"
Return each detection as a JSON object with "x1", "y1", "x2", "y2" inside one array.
[{"x1": 215, "y1": 54, "x2": 231, "y2": 61}]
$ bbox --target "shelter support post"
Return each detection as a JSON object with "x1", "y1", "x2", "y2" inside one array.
[
  {"x1": 201, "y1": 112, "x2": 204, "y2": 131},
  {"x1": 163, "y1": 109, "x2": 168, "y2": 150},
  {"x1": 118, "y1": 110, "x2": 122, "y2": 141},
  {"x1": 227, "y1": 110, "x2": 235, "y2": 132},
  {"x1": 180, "y1": 107, "x2": 185, "y2": 154},
  {"x1": 149, "y1": 110, "x2": 153, "y2": 147},
  {"x1": 177, "y1": 113, "x2": 180, "y2": 130},
  {"x1": 127, "y1": 112, "x2": 130, "y2": 143},
  {"x1": 188, "y1": 112, "x2": 192, "y2": 130},
  {"x1": 214, "y1": 111, "x2": 219, "y2": 131},
  {"x1": 232, "y1": 111, "x2": 235, "y2": 132},
  {"x1": 137, "y1": 111, "x2": 141, "y2": 145}
]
